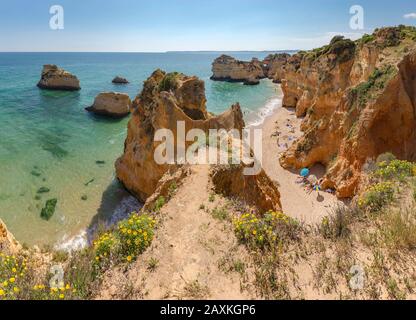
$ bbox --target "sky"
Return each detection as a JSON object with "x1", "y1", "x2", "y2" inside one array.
[{"x1": 0, "y1": 0, "x2": 415, "y2": 52}]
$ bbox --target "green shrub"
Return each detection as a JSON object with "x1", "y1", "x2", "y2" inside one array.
[
  {"x1": 350, "y1": 66, "x2": 396, "y2": 108},
  {"x1": 93, "y1": 232, "x2": 117, "y2": 267},
  {"x1": 358, "y1": 182, "x2": 395, "y2": 212},
  {"x1": 233, "y1": 211, "x2": 299, "y2": 250},
  {"x1": 376, "y1": 152, "x2": 396, "y2": 165},
  {"x1": 303, "y1": 36, "x2": 355, "y2": 64},
  {"x1": 117, "y1": 213, "x2": 156, "y2": 261},
  {"x1": 381, "y1": 209, "x2": 416, "y2": 251},
  {"x1": 374, "y1": 160, "x2": 416, "y2": 181},
  {"x1": 360, "y1": 33, "x2": 375, "y2": 44},
  {"x1": 154, "y1": 196, "x2": 166, "y2": 212},
  {"x1": 0, "y1": 253, "x2": 76, "y2": 300},
  {"x1": 319, "y1": 205, "x2": 360, "y2": 239},
  {"x1": 159, "y1": 72, "x2": 181, "y2": 92},
  {"x1": 211, "y1": 207, "x2": 228, "y2": 221}
]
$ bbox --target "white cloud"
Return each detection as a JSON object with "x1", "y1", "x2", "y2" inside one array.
[{"x1": 404, "y1": 13, "x2": 416, "y2": 19}]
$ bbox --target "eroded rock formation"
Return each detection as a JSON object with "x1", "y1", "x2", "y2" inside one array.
[
  {"x1": 86, "y1": 92, "x2": 132, "y2": 118},
  {"x1": 263, "y1": 53, "x2": 291, "y2": 83},
  {"x1": 0, "y1": 219, "x2": 20, "y2": 254},
  {"x1": 116, "y1": 70, "x2": 246, "y2": 201},
  {"x1": 37, "y1": 64, "x2": 80, "y2": 91},
  {"x1": 279, "y1": 26, "x2": 416, "y2": 198},
  {"x1": 211, "y1": 55, "x2": 265, "y2": 85},
  {"x1": 211, "y1": 164, "x2": 282, "y2": 212}
]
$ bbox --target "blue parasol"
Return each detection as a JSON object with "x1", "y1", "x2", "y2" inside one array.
[{"x1": 300, "y1": 168, "x2": 310, "y2": 177}]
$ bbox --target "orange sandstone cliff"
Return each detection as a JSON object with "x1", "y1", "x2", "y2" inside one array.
[
  {"x1": 115, "y1": 70, "x2": 281, "y2": 211},
  {"x1": 279, "y1": 26, "x2": 416, "y2": 198}
]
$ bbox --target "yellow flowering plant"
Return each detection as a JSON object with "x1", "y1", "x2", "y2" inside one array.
[
  {"x1": 233, "y1": 211, "x2": 299, "y2": 250},
  {"x1": 0, "y1": 252, "x2": 78, "y2": 300},
  {"x1": 117, "y1": 213, "x2": 156, "y2": 260},
  {"x1": 31, "y1": 282, "x2": 76, "y2": 300},
  {"x1": 93, "y1": 232, "x2": 117, "y2": 268},
  {"x1": 0, "y1": 253, "x2": 27, "y2": 300},
  {"x1": 374, "y1": 160, "x2": 416, "y2": 181}
]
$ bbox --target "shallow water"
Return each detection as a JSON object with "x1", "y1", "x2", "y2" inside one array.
[{"x1": 0, "y1": 52, "x2": 287, "y2": 247}]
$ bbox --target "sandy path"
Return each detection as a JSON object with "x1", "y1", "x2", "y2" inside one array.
[
  {"x1": 257, "y1": 89, "x2": 342, "y2": 225},
  {"x1": 98, "y1": 165, "x2": 253, "y2": 300}
]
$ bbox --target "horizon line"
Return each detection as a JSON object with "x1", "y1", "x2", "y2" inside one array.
[{"x1": 0, "y1": 50, "x2": 300, "y2": 54}]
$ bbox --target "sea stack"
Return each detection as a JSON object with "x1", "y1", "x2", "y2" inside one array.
[
  {"x1": 37, "y1": 64, "x2": 81, "y2": 91},
  {"x1": 115, "y1": 69, "x2": 246, "y2": 201},
  {"x1": 112, "y1": 76, "x2": 129, "y2": 84},
  {"x1": 210, "y1": 55, "x2": 265, "y2": 85},
  {"x1": 86, "y1": 92, "x2": 132, "y2": 118}
]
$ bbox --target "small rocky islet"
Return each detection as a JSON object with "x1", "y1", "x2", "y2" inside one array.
[
  {"x1": 37, "y1": 64, "x2": 81, "y2": 91},
  {"x1": 210, "y1": 53, "x2": 290, "y2": 85},
  {"x1": 85, "y1": 92, "x2": 132, "y2": 118},
  {"x1": 112, "y1": 76, "x2": 129, "y2": 84}
]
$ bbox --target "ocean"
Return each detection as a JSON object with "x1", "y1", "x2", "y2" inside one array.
[{"x1": 0, "y1": 52, "x2": 287, "y2": 248}]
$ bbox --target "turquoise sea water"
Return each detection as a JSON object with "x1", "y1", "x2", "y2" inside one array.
[{"x1": 0, "y1": 52, "x2": 287, "y2": 247}]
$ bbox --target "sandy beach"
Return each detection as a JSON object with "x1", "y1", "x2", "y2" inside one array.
[{"x1": 258, "y1": 87, "x2": 342, "y2": 225}]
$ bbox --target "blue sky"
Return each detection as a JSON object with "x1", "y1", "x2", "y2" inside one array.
[{"x1": 0, "y1": 0, "x2": 415, "y2": 52}]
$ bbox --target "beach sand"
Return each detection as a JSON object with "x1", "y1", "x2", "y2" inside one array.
[{"x1": 257, "y1": 95, "x2": 342, "y2": 225}]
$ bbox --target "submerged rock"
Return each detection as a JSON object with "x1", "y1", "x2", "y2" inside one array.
[
  {"x1": 37, "y1": 65, "x2": 81, "y2": 91},
  {"x1": 40, "y1": 198, "x2": 57, "y2": 221},
  {"x1": 31, "y1": 170, "x2": 41, "y2": 177},
  {"x1": 86, "y1": 92, "x2": 131, "y2": 118},
  {"x1": 84, "y1": 178, "x2": 95, "y2": 186},
  {"x1": 37, "y1": 187, "x2": 50, "y2": 194},
  {"x1": 112, "y1": 76, "x2": 129, "y2": 84}
]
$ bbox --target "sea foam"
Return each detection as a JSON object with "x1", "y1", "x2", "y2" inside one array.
[
  {"x1": 55, "y1": 195, "x2": 142, "y2": 252},
  {"x1": 246, "y1": 96, "x2": 282, "y2": 127}
]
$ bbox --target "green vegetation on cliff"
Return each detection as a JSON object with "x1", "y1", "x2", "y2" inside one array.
[{"x1": 350, "y1": 65, "x2": 397, "y2": 108}]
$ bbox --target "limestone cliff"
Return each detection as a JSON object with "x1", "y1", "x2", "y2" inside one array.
[
  {"x1": 37, "y1": 64, "x2": 80, "y2": 91},
  {"x1": 211, "y1": 55, "x2": 265, "y2": 85},
  {"x1": 115, "y1": 70, "x2": 246, "y2": 201},
  {"x1": 279, "y1": 26, "x2": 416, "y2": 198},
  {"x1": 116, "y1": 70, "x2": 282, "y2": 212},
  {"x1": 263, "y1": 53, "x2": 291, "y2": 83},
  {"x1": 0, "y1": 219, "x2": 20, "y2": 254}
]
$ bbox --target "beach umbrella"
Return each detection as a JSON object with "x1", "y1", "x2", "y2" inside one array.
[
  {"x1": 308, "y1": 174, "x2": 318, "y2": 185},
  {"x1": 300, "y1": 168, "x2": 310, "y2": 177}
]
